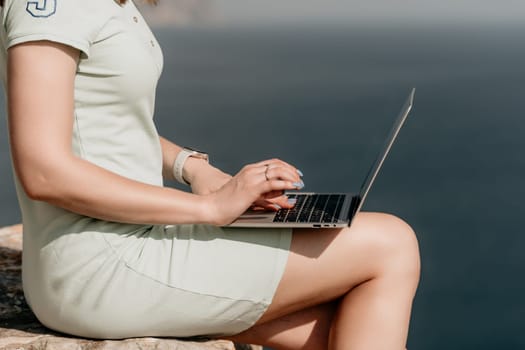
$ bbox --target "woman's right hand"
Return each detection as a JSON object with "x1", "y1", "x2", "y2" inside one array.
[{"x1": 205, "y1": 159, "x2": 304, "y2": 226}]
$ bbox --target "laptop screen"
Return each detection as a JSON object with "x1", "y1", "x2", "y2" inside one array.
[{"x1": 355, "y1": 88, "x2": 415, "y2": 215}]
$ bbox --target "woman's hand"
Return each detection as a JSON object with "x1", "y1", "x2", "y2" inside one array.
[{"x1": 205, "y1": 159, "x2": 304, "y2": 226}]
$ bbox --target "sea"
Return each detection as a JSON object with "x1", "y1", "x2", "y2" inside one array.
[{"x1": 1, "y1": 21, "x2": 525, "y2": 349}]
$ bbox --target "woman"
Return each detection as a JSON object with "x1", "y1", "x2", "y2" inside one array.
[{"x1": 0, "y1": 0, "x2": 420, "y2": 349}]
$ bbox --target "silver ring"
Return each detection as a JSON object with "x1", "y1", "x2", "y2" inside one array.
[{"x1": 264, "y1": 165, "x2": 270, "y2": 181}]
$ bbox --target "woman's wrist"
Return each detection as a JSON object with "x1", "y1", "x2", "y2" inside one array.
[
  {"x1": 173, "y1": 148, "x2": 208, "y2": 185},
  {"x1": 182, "y1": 157, "x2": 212, "y2": 185},
  {"x1": 199, "y1": 193, "x2": 220, "y2": 226}
]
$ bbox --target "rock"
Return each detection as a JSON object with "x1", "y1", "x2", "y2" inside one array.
[{"x1": 0, "y1": 225, "x2": 261, "y2": 350}]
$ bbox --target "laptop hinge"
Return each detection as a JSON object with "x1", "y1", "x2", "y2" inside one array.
[{"x1": 348, "y1": 195, "x2": 361, "y2": 225}]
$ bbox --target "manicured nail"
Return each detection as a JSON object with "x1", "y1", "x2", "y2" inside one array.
[
  {"x1": 288, "y1": 198, "x2": 297, "y2": 205},
  {"x1": 296, "y1": 169, "x2": 304, "y2": 177},
  {"x1": 293, "y1": 181, "x2": 305, "y2": 189}
]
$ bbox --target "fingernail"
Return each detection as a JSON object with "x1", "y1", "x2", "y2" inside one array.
[
  {"x1": 273, "y1": 204, "x2": 282, "y2": 210},
  {"x1": 296, "y1": 169, "x2": 304, "y2": 177},
  {"x1": 288, "y1": 198, "x2": 297, "y2": 205},
  {"x1": 293, "y1": 181, "x2": 305, "y2": 189}
]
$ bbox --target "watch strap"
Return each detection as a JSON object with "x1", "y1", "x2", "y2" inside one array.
[{"x1": 173, "y1": 148, "x2": 208, "y2": 185}]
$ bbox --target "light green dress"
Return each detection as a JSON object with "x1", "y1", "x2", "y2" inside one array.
[{"x1": 0, "y1": 0, "x2": 291, "y2": 338}]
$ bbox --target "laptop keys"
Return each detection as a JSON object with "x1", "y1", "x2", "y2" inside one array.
[{"x1": 273, "y1": 194, "x2": 344, "y2": 224}]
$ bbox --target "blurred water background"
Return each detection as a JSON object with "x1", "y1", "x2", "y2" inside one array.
[{"x1": 1, "y1": 15, "x2": 525, "y2": 350}]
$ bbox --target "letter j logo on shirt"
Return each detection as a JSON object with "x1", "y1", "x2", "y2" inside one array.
[{"x1": 26, "y1": 0, "x2": 57, "y2": 18}]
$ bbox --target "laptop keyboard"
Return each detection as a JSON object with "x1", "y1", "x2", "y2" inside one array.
[{"x1": 273, "y1": 194, "x2": 345, "y2": 223}]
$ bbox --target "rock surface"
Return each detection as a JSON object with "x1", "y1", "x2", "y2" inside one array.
[{"x1": 0, "y1": 224, "x2": 261, "y2": 350}]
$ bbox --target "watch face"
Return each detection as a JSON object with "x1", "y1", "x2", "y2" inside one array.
[
  {"x1": 184, "y1": 147, "x2": 204, "y2": 153},
  {"x1": 184, "y1": 147, "x2": 208, "y2": 160}
]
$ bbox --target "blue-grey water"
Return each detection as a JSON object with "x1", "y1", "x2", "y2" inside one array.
[{"x1": 2, "y1": 22, "x2": 525, "y2": 349}]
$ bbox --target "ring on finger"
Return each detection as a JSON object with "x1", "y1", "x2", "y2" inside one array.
[{"x1": 264, "y1": 164, "x2": 270, "y2": 181}]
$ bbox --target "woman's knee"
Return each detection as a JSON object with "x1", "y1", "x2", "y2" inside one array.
[{"x1": 349, "y1": 212, "x2": 420, "y2": 282}]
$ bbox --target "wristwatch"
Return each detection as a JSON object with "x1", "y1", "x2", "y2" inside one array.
[{"x1": 173, "y1": 147, "x2": 209, "y2": 185}]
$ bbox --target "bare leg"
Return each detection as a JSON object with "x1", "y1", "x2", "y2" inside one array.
[
  {"x1": 227, "y1": 302, "x2": 337, "y2": 350},
  {"x1": 227, "y1": 212, "x2": 420, "y2": 350}
]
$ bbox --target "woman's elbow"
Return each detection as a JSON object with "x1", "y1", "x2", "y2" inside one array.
[
  {"x1": 13, "y1": 152, "x2": 73, "y2": 202},
  {"x1": 19, "y1": 172, "x2": 57, "y2": 201}
]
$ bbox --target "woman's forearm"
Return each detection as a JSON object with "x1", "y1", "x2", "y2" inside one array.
[{"x1": 26, "y1": 153, "x2": 214, "y2": 225}]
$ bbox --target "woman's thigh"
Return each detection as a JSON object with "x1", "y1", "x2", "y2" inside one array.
[{"x1": 257, "y1": 211, "x2": 420, "y2": 324}]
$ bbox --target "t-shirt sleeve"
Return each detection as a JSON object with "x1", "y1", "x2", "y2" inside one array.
[{"x1": 2, "y1": 0, "x2": 108, "y2": 56}]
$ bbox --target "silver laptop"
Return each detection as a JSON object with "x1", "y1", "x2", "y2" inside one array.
[{"x1": 228, "y1": 88, "x2": 415, "y2": 228}]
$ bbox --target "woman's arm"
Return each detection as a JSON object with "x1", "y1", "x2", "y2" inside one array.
[
  {"x1": 8, "y1": 41, "x2": 301, "y2": 226},
  {"x1": 8, "y1": 41, "x2": 214, "y2": 225},
  {"x1": 159, "y1": 134, "x2": 299, "y2": 211}
]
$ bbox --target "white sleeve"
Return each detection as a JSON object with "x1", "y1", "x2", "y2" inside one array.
[{"x1": 2, "y1": 0, "x2": 110, "y2": 56}]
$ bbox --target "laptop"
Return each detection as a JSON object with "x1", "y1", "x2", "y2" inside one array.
[{"x1": 228, "y1": 88, "x2": 415, "y2": 228}]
